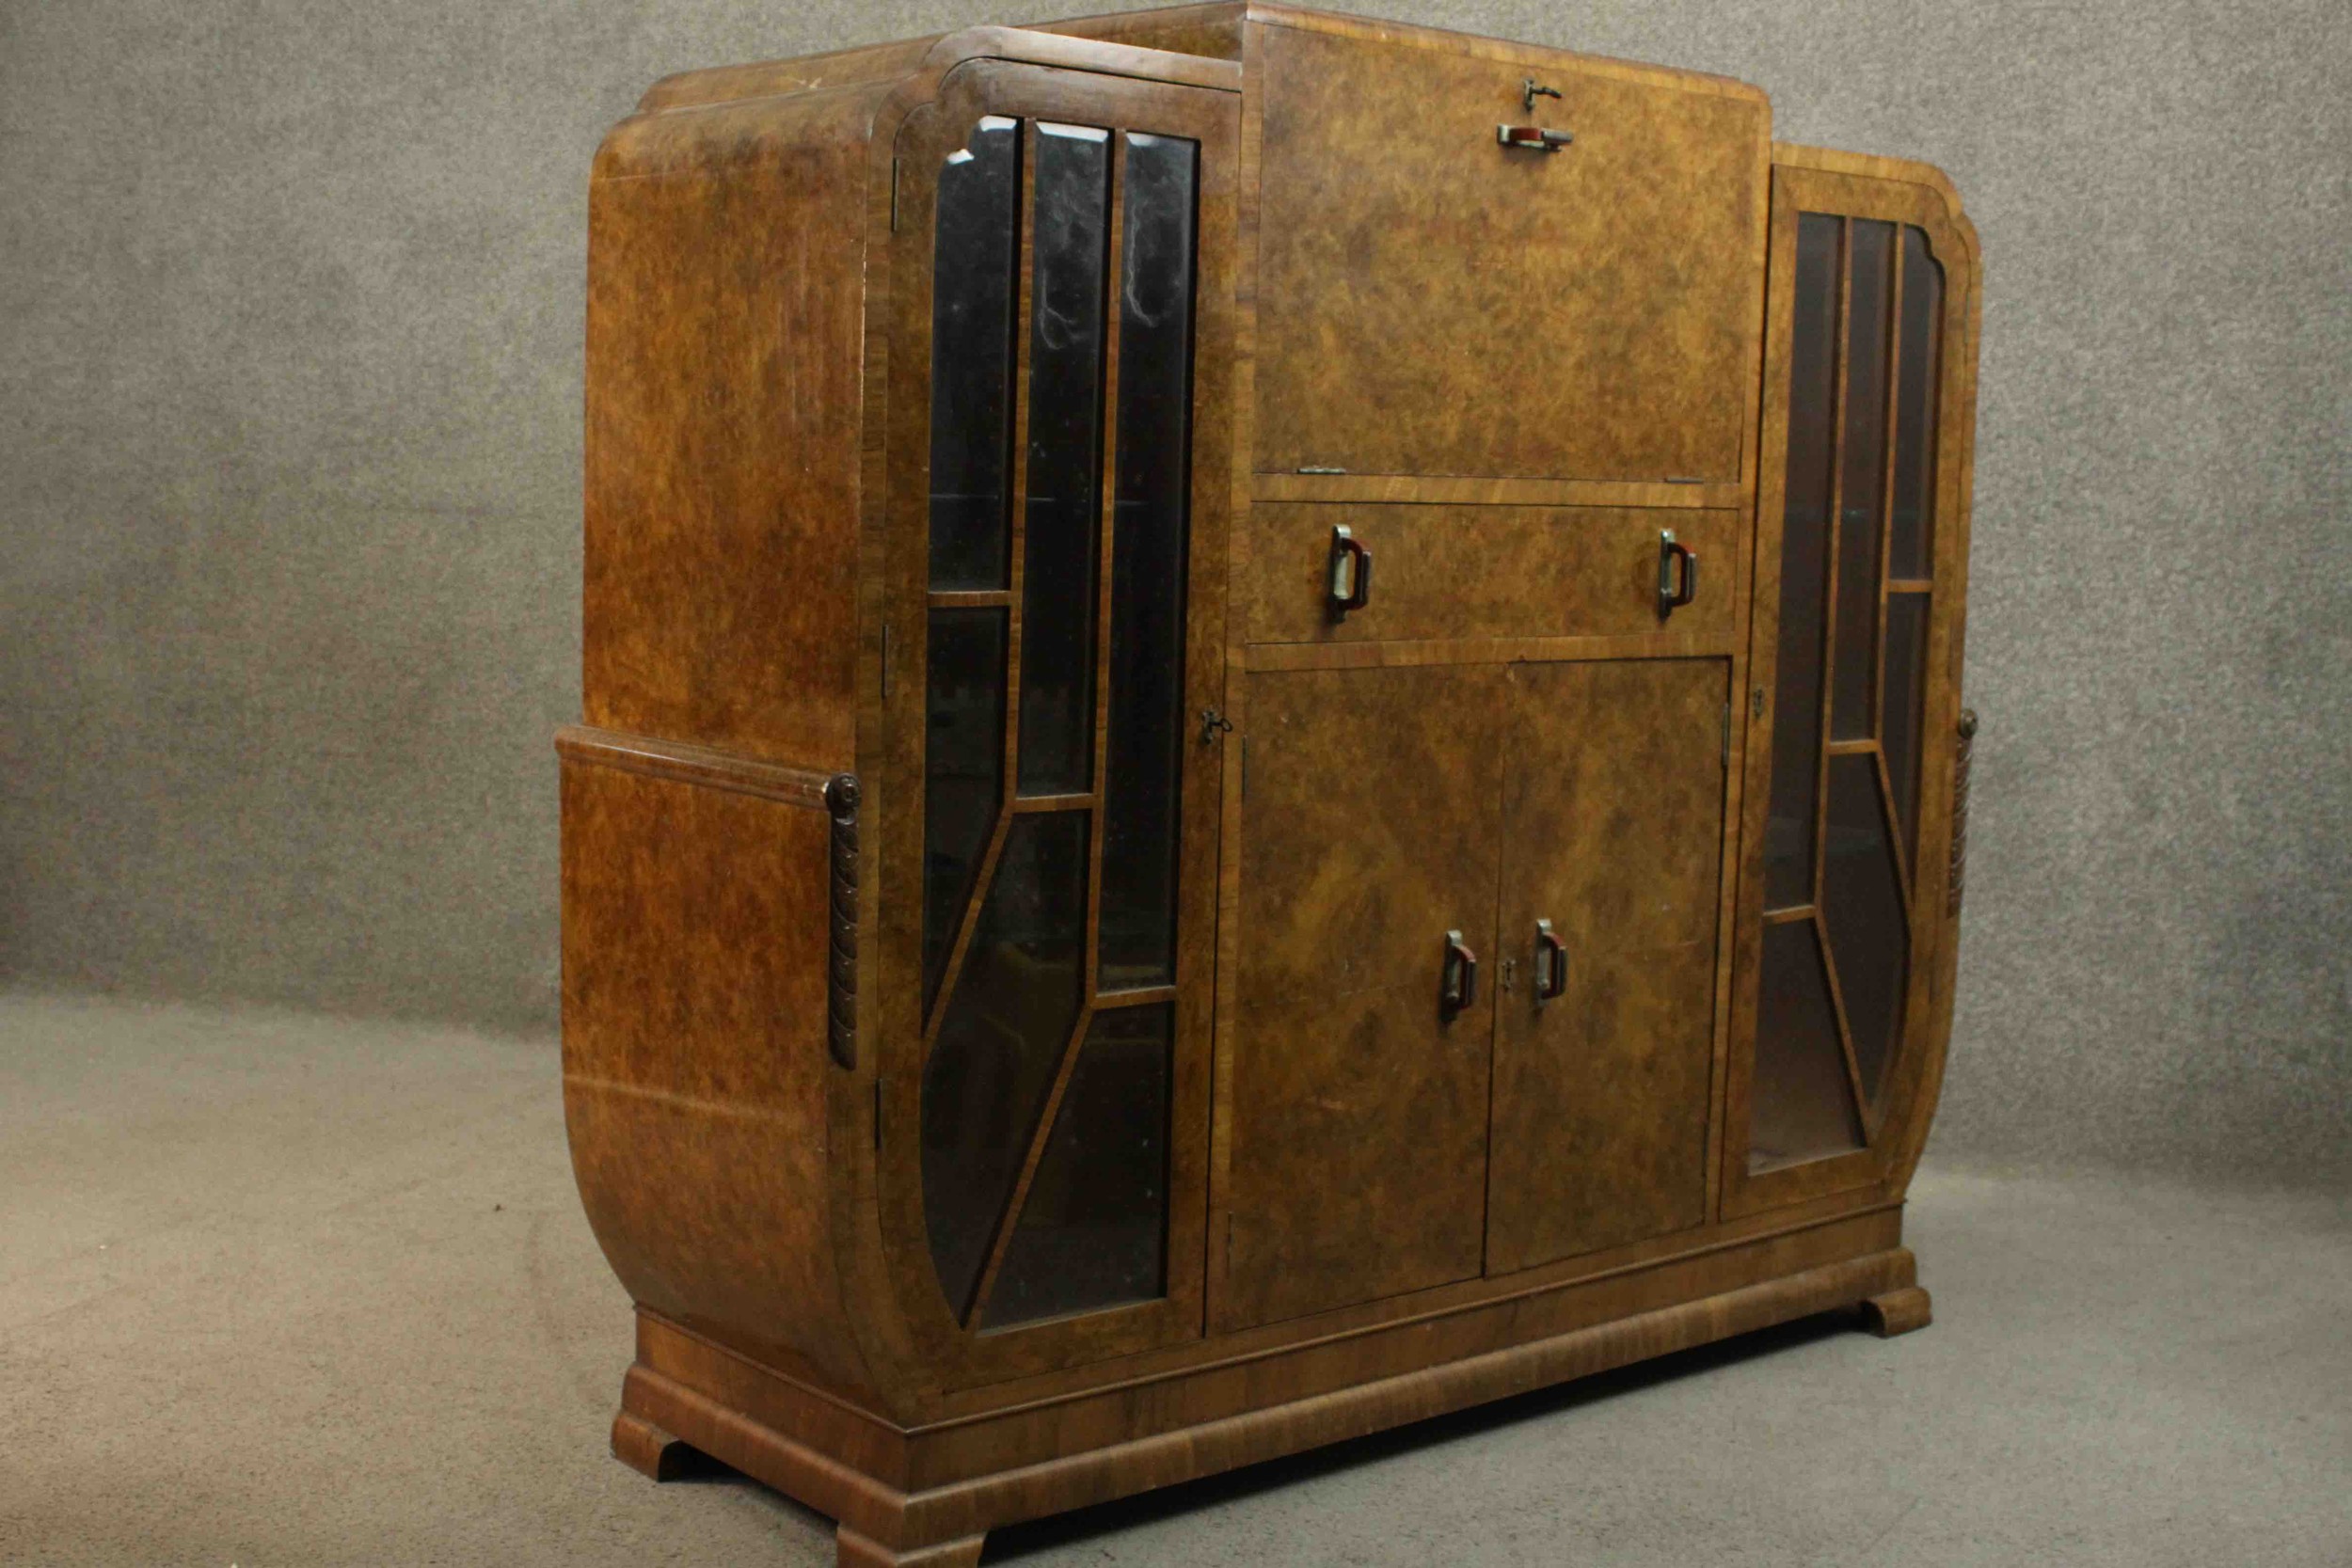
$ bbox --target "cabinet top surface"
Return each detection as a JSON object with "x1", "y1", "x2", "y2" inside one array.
[{"x1": 630, "y1": 3, "x2": 1768, "y2": 119}]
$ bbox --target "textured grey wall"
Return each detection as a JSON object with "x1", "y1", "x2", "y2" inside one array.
[{"x1": 2, "y1": 1, "x2": 2345, "y2": 1178}]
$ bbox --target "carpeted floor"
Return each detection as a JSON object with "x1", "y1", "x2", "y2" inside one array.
[{"x1": 2, "y1": 991, "x2": 2345, "y2": 1566}]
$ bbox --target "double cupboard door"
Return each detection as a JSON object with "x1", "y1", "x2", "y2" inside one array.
[{"x1": 1215, "y1": 657, "x2": 1728, "y2": 1332}]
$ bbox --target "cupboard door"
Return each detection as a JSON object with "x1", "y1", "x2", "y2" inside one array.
[
  {"x1": 1215, "y1": 665, "x2": 1506, "y2": 1331},
  {"x1": 1252, "y1": 23, "x2": 1766, "y2": 483},
  {"x1": 881, "y1": 62, "x2": 1239, "y2": 1378},
  {"x1": 1724, "y1": 158, "x2": 1978, "y2": 1216},
  {"x1": 1486, "y1": 660, "x2": 1726, "y2": 1274}
]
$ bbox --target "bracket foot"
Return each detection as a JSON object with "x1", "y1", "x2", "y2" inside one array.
[
  {"x1": 1860, "y1": 1285, "x2": 1932, "y2": 1338},
  {"x1": 612, "y1": 1408, "x2": 705, "y2": 1481}
]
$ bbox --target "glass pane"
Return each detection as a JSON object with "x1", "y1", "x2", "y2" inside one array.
[
  {"x1": 1883, "y1": 591, "x2": 1931, "y2": 877},
  {"x1": 1765, "y1": 214, "x2": 1841, "y2": 909},
  {"x1": 928, "y1": 117, "x2": 1021, "y2": 591},
  {"x1": 1821, "y1": 753, "x2": 1910, "y2": 1107},
  {"x1": 920, "y1": 811, "x2": 1090, "y2": 1319},
  {"x1": 922, "y1": 608, "x2": 1007, "y2": 1011},
  {"x1": 1831, "y1": 218, "x2": 1894, "y2": 741},
  {"x1": 985, "y1": 1004, "x2": 1172, "y2": 1326},
  {"x1": 1016, "y1": 123, "x2": 1112, "y2": 796},
  {"x1": 1101, "y1": 134, "x2": 1198, "y2": 990},
  {"x1": 1889, "y1": 225, "x2": 1944, "y2": 581},
  {"x1": 1750, "y1": 918, "x2": 1864, "y2": 1168}
]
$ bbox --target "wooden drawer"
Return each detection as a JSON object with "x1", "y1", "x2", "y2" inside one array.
[
  {"x1": 1252, "y1": 23, "x2": 1767, "y2": 483},
  {"x1": 1243, "y1": 503, "x2": 1736, "y2": 645}
]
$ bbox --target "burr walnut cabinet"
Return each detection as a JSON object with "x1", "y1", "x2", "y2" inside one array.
[{"x1": 559, "y1": 6, "x2": 1981, "y2": 1562}]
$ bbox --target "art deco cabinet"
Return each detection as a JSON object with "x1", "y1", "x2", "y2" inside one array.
[{"x1": 559, "y1": 6, "x2": 1980, "y2": 1562}]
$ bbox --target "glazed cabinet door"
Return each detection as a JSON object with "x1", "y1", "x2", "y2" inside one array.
[
  {"x1": 1724, "y1": 158, "x2": 1979, "y2": 1216},
  {"x1": 1485, "y1": 659, "x2": 1726, "y2": 1274},
  {"x1": 1213, "y1": 665, "x2": 1507, "y2": 1332},
  {"x1": 880, "y1": 62, "x2": 1238, "y2": 1377},
  {"x1": 1251, "y1": 23, "x2": 1768, "y2": 485}
]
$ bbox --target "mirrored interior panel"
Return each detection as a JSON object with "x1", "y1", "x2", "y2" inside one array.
[
  {"x1": 1750, "y1": 208, "x2": 1947, "y2": 1170},
  {"x1": 923, "y1": 608, "x2": 1008, "y2": 1010},
  {"x1": 1101, "y1": 133, "x2": 1198, "y2": 990},
  {"x1": 1889, "y1": 225, "x2": 1944, "y2": 581},
  {"x1": 1751, "y1": 919, "x2": 1865, "y2": 1167},
  {"x1": 918, "y1": 119, "x2": 1200, "y2": 1330},
  {"x1": 1883, "y1": 589, "x2": 1931, "y2": 871},
  {"x1": 1765, "y1": 212, "x2": 1841, "y2": 911},
  {"x1": 1016, "y1": 123, "x2": 1113, "y2": 798},
  {"x1": 1830, "y1": 219, "x2": 1893, "y2": 742},
  {"x1": 920, "y1": 810, "x2": 1090, "y2": 1321},
  {"x1": 928, "y1": 117, "x2": 1022, "y2": 592},
  {"x1": 1822, "y1": 753, "x2": 1911, "y2": 1106},
  {"x1": 986, "y1": 1003, "x2": 1173, "y2": 1327}
]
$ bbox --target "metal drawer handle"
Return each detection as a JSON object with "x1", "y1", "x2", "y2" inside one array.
[
  {"x1": 1498, "y1": 123, "x2": 1574, "y2": 153},
  {"x1": 1327, "y1": 524, "x2": 1373, "y2": 618},
  {"x1": 1658, "y1": 530, "x2": 1698, "y2": 616},
  {"x1": 1440, "y1": 929, "x2": 1479, "y2": 1018},
  {"x1": 1533, "y1": 918, "x2": 1567, "y2": 1004}
]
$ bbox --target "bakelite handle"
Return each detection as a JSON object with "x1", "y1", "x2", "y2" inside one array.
[
  {"x1": 1327, "y1": 525, "x2": 1373, "y2": 618},
  {"x1": 1497, "y1": 124, "x2": 1574, "y2": 152},
  {"x1": 1658, "y1": 531, "x2": 1699, "y2": 616},
  {"x1": 1534, "y1": 918, "x2": 1567, "y2": 1004},
  {"x1": 1441, "y1": 929, "x2": 1479, "y2": 1017}
]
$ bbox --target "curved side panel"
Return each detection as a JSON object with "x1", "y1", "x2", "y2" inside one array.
[
  {"x1": 561, "y1": 747, "x2": 879, "y2": 1400},
  {"x1": 578, "y1": 75, "x2": 914, "y2": 1412},
  {"x1": 584, "y1": 83, "x2": 894, "y2": 770}
]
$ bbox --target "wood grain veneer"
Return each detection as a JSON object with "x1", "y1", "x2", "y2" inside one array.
[
  {"x1": 1243, "y1": 503, "x2": 1740, "y2": 645},
  {"x1": 564, "y1": 8, "x2": 1979, "y2": 1563}
]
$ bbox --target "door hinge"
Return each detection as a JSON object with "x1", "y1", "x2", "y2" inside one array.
[{"x1": 889, "y1": 156, "x2": 901, "y2": 231}]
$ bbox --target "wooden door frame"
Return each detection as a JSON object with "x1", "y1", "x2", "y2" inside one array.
[
  {"x1": 873, "y1": 58, "x2": 1242, "y2": 1388},
  {"x1": 1721, "y1": 152, "x2": 1981, "y2": 1219}
]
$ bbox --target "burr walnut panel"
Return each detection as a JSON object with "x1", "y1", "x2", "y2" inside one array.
[
  {"x1": 583, "y1": 90, "x2": 873, "y2": 768},
  {"x1": 1485, "y1": 659, "x2": 1726, "y2": 1275},
  {"x1": 1243, "y1": 502, "x2": 1738, "y2": 645},
  {"x1": 1218, "y1": 663, "x2": 1507, "y2": 1331},
  {"x1": 559, "y1": 743, "x2": 868, "y2": 1395},
  {"x1": 1252, "y1": 21, "x2": 1767, "y2": 483}
]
